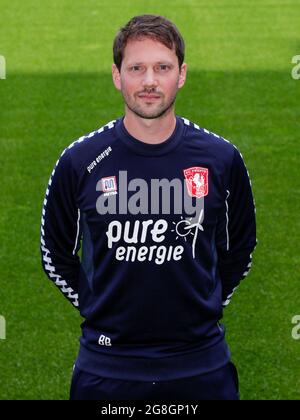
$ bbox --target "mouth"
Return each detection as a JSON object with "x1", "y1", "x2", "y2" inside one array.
[{"x1": 138, "y1": 94, "x2": 161, "y2": 101}]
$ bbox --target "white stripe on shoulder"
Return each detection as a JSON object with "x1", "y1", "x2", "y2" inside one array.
[
  {"x1": 67, "y1": 119, "x2": 117, "y2": 150},
  {"x1": 182, "y1": 117, "x2": 190, "y2": 126},
  {"x1": 181, "y1": 117, "x2": 233, "y2": 144}
]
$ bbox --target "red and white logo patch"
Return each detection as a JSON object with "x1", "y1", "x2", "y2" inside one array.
[
  {"x1": 183, "y1": 167, "x2": 209, "y2": 198},
  {"x1": 101, "y1": 176, "x2": 117, "y2": 193}
]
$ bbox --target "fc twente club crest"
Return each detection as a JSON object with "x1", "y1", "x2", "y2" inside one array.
[{"x1": 183, "y1": 167, "x2": 209, "y2": 198}]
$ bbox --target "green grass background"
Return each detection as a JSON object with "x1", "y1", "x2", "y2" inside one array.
[{"x1": 0, "y1": 0, "x2": 300, "y2": 399}]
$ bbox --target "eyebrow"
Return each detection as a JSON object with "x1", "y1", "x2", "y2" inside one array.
[{"x1": 127, "y1": 61, "x2": 174, "y2": 66}]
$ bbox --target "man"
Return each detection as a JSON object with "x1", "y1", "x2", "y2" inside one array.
[{"x1": 40, "y1": 14, "x2": 257, "y2": 400}]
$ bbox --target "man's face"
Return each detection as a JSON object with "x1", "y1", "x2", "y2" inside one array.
[{"x1": 112, "y1": 37, "x2": 187, "y2": 119}]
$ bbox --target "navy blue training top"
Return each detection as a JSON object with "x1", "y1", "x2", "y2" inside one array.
[{"x1": 40, "y1": 115, "x2": 257, "y2": 381}]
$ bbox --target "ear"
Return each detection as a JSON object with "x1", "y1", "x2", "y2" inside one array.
[
  {"x1": 112, "y1": 63, "x2": 121, "y2": 91},
  {"x1": 178, "y1": 63, "x2": 187, "y2": 89}
]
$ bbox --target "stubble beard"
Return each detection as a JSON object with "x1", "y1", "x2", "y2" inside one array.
[{"x1": 122, "y1": 90, "x2": 177, "y2": 120}]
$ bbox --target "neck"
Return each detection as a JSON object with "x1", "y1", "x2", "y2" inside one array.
[{"x1": 123, "y1": 108, "x2": 177, "y2": 144}]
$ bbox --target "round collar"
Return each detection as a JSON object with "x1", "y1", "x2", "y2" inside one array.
[{"x1": 115, "y1": 115, "x2": 185, "y2": 156}]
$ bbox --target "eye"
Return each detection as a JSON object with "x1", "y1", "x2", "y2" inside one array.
[
  {"x1": 157, "y1": 64, "x2": 170, "y2": 71},
  {"x1": 131, "y1": 65, "x2": 143, "y2": 72}
]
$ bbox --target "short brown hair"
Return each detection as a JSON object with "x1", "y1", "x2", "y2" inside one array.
[{"x1": 113, "y1": 14, "x2": 185, "y2": 71}]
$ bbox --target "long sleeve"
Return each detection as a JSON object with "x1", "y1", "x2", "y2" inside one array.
[
  {"x1": 40, "y1": 149, "x2": 82, "y2": 308},
  {"x1": 216, "y1": 146, "x2": 257, "y2": 307},
  {"x1": 41, "y1": 116, "x2": 256, "y2": 380}
]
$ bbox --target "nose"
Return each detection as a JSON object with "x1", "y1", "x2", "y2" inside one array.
[{"x1": 142, "y1": 68, "x2": 158, "y2": 90}]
